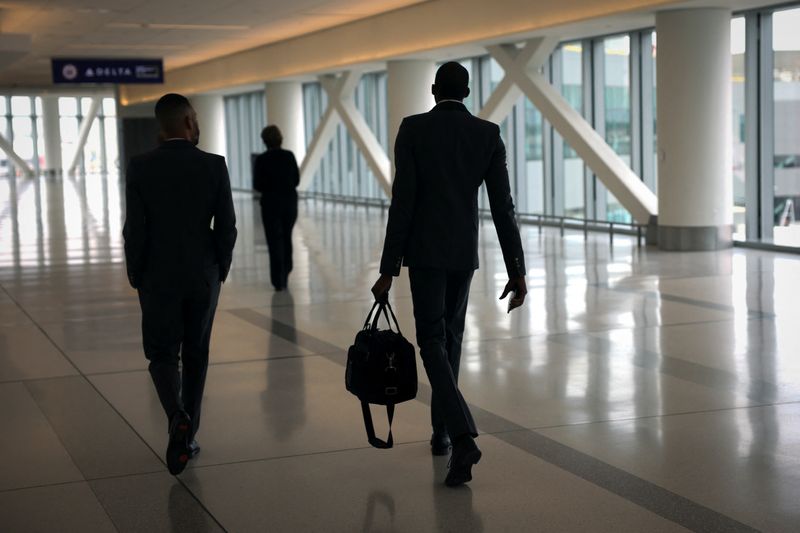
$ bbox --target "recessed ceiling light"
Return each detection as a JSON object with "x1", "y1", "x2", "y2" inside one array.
[{"x1": 106, "y1": 22, "x2": 249, "y2": 31}]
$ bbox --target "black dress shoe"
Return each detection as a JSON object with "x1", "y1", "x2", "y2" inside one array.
[
  {"x1": 167, "y1": 411, "x2": 191, "y2": 475},
  {"x1": 430, "y1": 433, "x2": 452, "y2": 456},
  {"x1": 445, "y1": 436, "x2": 482, "y2": 487},
  {"x1": 188, "y1": 440, "x2": 201, "y2": 459}
]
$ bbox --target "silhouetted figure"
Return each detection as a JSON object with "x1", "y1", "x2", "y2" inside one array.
[
  {"x1": 123, "y1": 93, "x2": 237, "y2": 475},
  {"x1": 372, "y1": 62, "x2": 527, "y2": 487},
  {"x1": 253, "y1": 125, "x2": 299, "y2": 291}
]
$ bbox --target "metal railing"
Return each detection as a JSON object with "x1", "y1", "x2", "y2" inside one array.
[{"x1": 289, "y1": 190, "x2": 650, "y2": 247}]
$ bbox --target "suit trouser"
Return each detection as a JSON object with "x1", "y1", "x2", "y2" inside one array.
[
  {"x1": 138, "y1": 280, "x2": 220, "y2": 438},
  {"x1": 261, "y1": 200, "x2": 298, "y2": 289},
  {"x1": 408, "y1": 267, "x2": 477, "y2": 440}
]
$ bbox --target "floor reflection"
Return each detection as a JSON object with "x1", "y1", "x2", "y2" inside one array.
[
  {"x1": 263, "y1": 290, "x2": 306, "y2": 442},
  {"x1": 2, "y1": 171, "x2": 800, "y2": 531}
]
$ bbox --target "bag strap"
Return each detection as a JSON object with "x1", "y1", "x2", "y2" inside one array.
[
  {"x1": 360, "y1": 401, "x2": 395, "y2": 449},
  {"x1": 383, "y1": 302, "x2": 402, "y2": 335},
  {"x1": 363, "y1": 301, "x2": 382, "y2": 330}
]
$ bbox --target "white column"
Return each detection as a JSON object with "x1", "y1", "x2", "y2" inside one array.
[
  {"x1": 656, "y1": 9, "x2": 733, "y2": 250},
  {"x1": 265, "y1": 81, "x2": 305, "y2": 163},
  {"x1": 41, "y1": 96, "x2": 62, "y2": 176},
  {"x1": 387, "y1": 60, "x2": 437, "y2": 170},
  {"x1": 190, "y1": 94, "x2": 226, "y2": 158}
]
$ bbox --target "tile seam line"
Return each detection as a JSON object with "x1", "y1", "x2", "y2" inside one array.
[
  {"x1": 0, "y1": 282, "x2": 231, "y2": 533},
  {"x1": 234, "y1": 306, "x2": 762, "y2": 533},
  {"x1": 72, "y1": 351, "x2": 347, "y2": 379},
  {"x1": 13, "y1": 379, "x2": 121, "y2": 533}
]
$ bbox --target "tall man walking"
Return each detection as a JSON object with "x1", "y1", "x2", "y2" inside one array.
[
  {"x1": 123, "y1": 93, "x2": 237, "y2": 475},
  {"x1": 372, "y1": 62, "x2": 527, "y2": 487}
]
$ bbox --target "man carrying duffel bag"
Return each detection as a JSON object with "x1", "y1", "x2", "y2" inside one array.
[{"x1": 370, "y1": 62, "x2": 527, "y2": 488}]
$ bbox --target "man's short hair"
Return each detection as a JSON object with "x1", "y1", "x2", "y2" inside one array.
[
  {"x1": 434, "y1": 62, "x2": 470, "y2": 99},
  {"x1": 261, "y1": 125, "x2": 283, "y2": 149},
  {"x1": 154, "y1": 93, "x2": 192, "y2": 130}
]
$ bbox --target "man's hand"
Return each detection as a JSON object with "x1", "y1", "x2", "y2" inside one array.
[
  {"x1": 499, "y1": 276, "x2": 527, "y2": 313},
  {"x1": 371, "y1": 274, "x2": 393, "y2": 303}
]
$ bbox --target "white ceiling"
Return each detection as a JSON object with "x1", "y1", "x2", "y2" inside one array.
[
  {"x1": 0, "y1": 0, "x2": 792, "y2": 89},
  {"x1": 0, "y1": 0, "x2": 429, "y2": 86}
]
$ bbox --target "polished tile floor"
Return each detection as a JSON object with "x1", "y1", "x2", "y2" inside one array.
[{"x1": 1, "y1": 173, "x2": 799, "y2": 532}]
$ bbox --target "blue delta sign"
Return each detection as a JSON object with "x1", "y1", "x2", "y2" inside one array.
[{"x1": 52, "y1": 58, "x2": 164, "y2": 84}]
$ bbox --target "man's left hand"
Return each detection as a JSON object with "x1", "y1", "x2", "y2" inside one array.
[{"x1": 371, "y1": 274, "x2": 393, "y2": 302}]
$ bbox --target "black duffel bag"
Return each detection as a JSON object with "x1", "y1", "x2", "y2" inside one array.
[{"x1": 345, "y1": 301, "x2": 417, "y2": 449}]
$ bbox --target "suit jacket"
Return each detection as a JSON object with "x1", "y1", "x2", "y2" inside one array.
[
  {"x1": 253, "y1": 148, "x2": 300, "y2": 206},
  {"x1": 379, "y1": 101, "x2": 525, "y2": 278},
  {"x1": 123, "y1": 140, "x2": 237, "y2": 291}
]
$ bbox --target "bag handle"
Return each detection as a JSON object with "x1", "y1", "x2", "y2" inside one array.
[
  {"x1": 363, "y1": 301, "x2": 382, "y2": 330},
  {"x1": 365, "y1": 301, "x2": 403, "y2": 334},
  {"x1": 361, "y1": 402, "x2": 395, "y2": 449},
  {"x1": 382, "y1": 302, "x2": 402, "y2": 335}
]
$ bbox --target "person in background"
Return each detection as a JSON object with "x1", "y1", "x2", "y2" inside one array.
[
  {"x1": 371, "y1": 62, "x2": 527, "y2": 487},
  {"x1": 253, "y1": 125, "x2": 300, "y2": 291},
  {"x1": 123, "y1": 93, "x2": 237, "y2": 475}
]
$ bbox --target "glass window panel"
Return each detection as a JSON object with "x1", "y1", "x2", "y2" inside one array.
[
  {"x1": 0, "y1": 96, "x2": 7, "y2": 116},
  {"x1": 771, "y1": 7, "x2": 800, "y2": 247},
  {"x1": 59, "y1": 97, "x2": 78, "y2": 117},
  {"x1": 60, "y1": 116, "x2": 79, "y2": 167},
  {"x1": 731, "y1": 17, "x2": 747, "y2": 241},
  {"x1": 651, "y1": 31, "x2": 658, "y2": 193},
  {"x1": 105, "y1": 120, "x2": 119, "y2": 173},
  {"x1": 81, "y1": 97, "x2": 95, "y2": 115},
  {"x1": 12, "y1": 116, "x2": 32, "y2": 137},
  {"x1": 459, "y1": 59, "x2": 476, "y2": 113},
  {"x1": 0, "y1": 117, "x2": 8, "y2": 177},
  {"x1": 35, "y1": 97, "x2": 43, "y2": 117},
  {"x1": 103, "y1": 98, "x2": 117, "y2": 117},
  {"x1": 561, "y1": 42, "x2": 584, "y2": 218},
  {"x1": 37, "y1": 117, "x2": 45, "y2": 169},
  {"x1": 11, "y1": 96, "x2": 31, "y2": 116},
  {"x1": 603, "y1": 35, "x2": 632, "y2": 222},
  {"x1": 523, "y1": 98, "x2": 544, "y2": 214},
  {"x1": 83, "y1": 119, "x2": 103, "y2": 174},
  {"x1": 13, "y1": 136, "x2": 34, "y2": 161},
  {"x1": 223, "y1": 91, "x2": 269, "y2": 189}
]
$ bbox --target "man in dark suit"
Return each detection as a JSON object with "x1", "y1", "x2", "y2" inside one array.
[
  {"x1": 372, "y1": 62, "x2": 527, "y2": 487},
  {"x1": 123, "y1": 93, "x2": 237, "y2": 475}
]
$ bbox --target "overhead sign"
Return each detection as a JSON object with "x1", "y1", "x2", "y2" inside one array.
[{"x1": 52, "y1": 58, "x2": 164, "y2": 84}]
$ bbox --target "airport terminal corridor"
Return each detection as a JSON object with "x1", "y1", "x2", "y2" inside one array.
[{"x1": 1, "y1": 173, "x2": 798, "y2": 532}]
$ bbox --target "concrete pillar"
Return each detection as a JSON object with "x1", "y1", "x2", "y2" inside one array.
[
  {"x1": 387, "y1": 60, "x2": 437, "y2": 169},
  {"x1": 265, "y1": 81, "x2": 305, "y2": 163},
  {"x1": 190, "y1": 94, "x2": 226, "y2": 158},
  {"x1": 656, "y1": 9, "x2": 733, "y2": 250},
  {"x1": 41, "y1": 96, "x2": 62, "y2": 176}
]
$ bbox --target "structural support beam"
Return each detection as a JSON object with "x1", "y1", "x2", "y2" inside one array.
[
  {"x1": 299, "y1": 70, "x2": 391, "y2": 195},
  {"x1": 0, "y1": 133, "x2": 34, "y2": 177},
  {"x1": 387, "y1": 60, "x2": 436, "y2": 171},
  {"x1": 266, "y1": 81, "x2": 306, "y2": 163},
  {"x1": 68, "y1": 97, "x2": 101, "y2": 176},
  {"x1": 190, "y1": 95, "x2": 227, "y2": 158},
  {"x1": 656, "y1": 9, "x2": 733, "y2": 250},
  {"x1": 481, "y1": 37, "x2": 658, "y2": 225}
]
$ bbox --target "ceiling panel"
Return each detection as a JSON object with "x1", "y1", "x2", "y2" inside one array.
[{"x1": 0, "y1": 0, "x2": 429, "y2": 86}]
